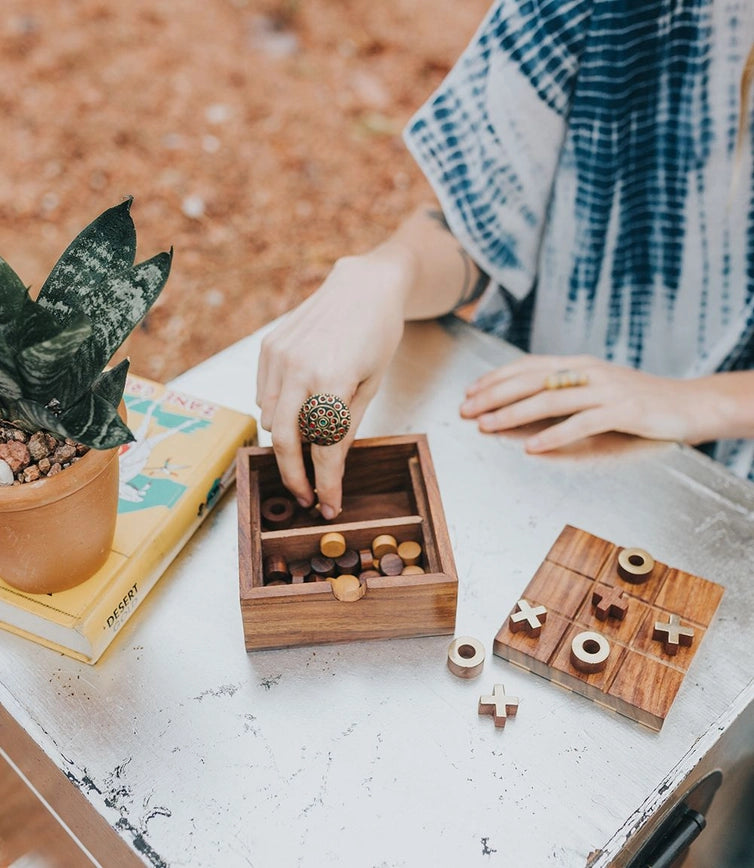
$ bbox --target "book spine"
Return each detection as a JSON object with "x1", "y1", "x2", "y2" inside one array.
[{"x1": 79, "y1": 419, "x2": 254, "y2": 663}]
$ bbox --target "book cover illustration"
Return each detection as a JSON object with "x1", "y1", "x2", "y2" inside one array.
[{"x1": 0, "y1": 375, "x2": 256, "y2": 662}]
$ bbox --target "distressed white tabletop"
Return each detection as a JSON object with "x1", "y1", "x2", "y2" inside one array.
[{"x1": 2, "y1": 316, "x2": 754, "y2": 867}]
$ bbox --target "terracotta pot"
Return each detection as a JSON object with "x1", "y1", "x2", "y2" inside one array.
[{"x1": 0, "y1": 429, "x2": 122, "y2": 595}]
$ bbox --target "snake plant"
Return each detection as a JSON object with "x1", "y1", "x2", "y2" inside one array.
[{"x1": 0, "y1": 198, "x2": 171, "y2": 449}]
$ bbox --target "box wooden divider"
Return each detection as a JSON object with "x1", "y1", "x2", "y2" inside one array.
[{"x1": 237, "y1": 434, "x2": 458, "y2": 651}]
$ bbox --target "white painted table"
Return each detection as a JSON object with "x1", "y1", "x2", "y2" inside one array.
[{"x1": 1, "y1": 317, "x2": 753, "y2": 867}]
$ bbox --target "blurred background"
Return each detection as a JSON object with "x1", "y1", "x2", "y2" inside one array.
[{"x1": 1, "y1": 0, "x2": 490, "y2": 383}]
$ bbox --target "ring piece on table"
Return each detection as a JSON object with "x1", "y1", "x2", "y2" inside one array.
[
  {"x1": 298, "y1": 393, "x2": 352, "y2": 446},
  {"x1": 543, "y1": 369, "x2": 589, "y2": 390}
]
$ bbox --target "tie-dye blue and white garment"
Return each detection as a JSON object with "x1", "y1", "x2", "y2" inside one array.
[{"x1": 404, "y1": 0, "x2": 754, "y2": 480}]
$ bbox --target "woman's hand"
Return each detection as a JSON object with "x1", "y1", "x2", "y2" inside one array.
[
  {"x1": 459, "y1": 354, "x2": 731, "y2": 452},
  {"x1": 256, "y1": 250, "x2": 410, "y2": 519}
]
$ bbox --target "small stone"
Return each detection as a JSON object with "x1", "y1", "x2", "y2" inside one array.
[
  {"x1": 52, "y1": 443, "x2": 77, "y2": 464},
  {"x1": 38, "y1": 457, "x2": 51, "y2": 474},
  {"x1": 47, "y1": 462, "x2": 63, "y2": 476},
  {"x1": 22, "y1": 464, "x2": 41, "y2": 483},
  {"x1": 0, "y1": 459, "x2": 13, "y2": 485},
  {"x1": 28, "y1": 431, "x2": 52, "y2": 461},
  {"x1": 0, "y1": 440, "x2": 30, "y2": 473}
]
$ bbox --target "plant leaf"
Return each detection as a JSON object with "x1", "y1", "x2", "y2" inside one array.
[
  {"x1": 59, "y1": 389, "x2": 134, "y2": 449},
  {"x1": 17, "y1": 313, "x2": 93, "y2": 402},
  {"x1": 92, "y1": 358, "x2": 130, "y2": 408},
  {"x1": 56, "y1": 250, "x2": 172, "y2": 402},
  {"x1": 36, "y1": 198, "x2": 137, "y2": 324},
  {"x1": 0, "y1": 257, "x2": 28, "y2": 324},
  {"x1": 2, "y1": 397, "x2": 66, "y2": 436},
  {"x1": 0, "y1": 360, "x2": 22, "y2": 400}
]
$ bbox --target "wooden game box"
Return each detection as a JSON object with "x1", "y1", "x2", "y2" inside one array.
[{"x1": 237, "y1": 434, "x2": 458, "y2": 651}]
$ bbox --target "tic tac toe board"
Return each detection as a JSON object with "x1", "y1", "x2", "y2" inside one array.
[{"x1": 493, "y1": 525, "x2": 725, "y2": 730}]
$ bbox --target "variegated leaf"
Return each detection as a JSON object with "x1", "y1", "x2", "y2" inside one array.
[
  {"x1": 59, "y1": 389, "x2": 134, "y2": 449},
  {"x1": 36, "y1": 198, "x2": 137, "y2": 325},
  {"x1": 17, "y1": 314, "x2": 93, "y2": 403},
  {"x1": 0, "y1": 257, "x2": 28, "y2": 324},
  {"x1": 92, "y1": 358, "x2": 130, "y2": 408}
]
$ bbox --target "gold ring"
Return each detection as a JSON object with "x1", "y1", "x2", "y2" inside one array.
[
  {"x1": 298, "y1": 393, "x2": 351, "y2": 446},
  {"x1": 543, "y1": 369, "x2": 589, "y2": 390}
]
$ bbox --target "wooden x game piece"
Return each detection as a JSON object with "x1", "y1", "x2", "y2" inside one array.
[
  {"x1": 478, "y1": 684, "x2": 519, "y2": 728},
  {"x1": 653, "y1": 614, "x2": 694, "y2": 656},
  {"x1": 591, "y1": 585, "x2": 629, "y2": 621},
  {"x1": 509, "y1": 598, "x2": 548, "y2": 637}
]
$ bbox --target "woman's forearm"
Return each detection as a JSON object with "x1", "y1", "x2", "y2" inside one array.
[
  {"x1": 363, "y1": 203, "x2": 486, "y2": 321},
  {"x1": 685, "y1": 371, "x2": 754, "y2": 443}
]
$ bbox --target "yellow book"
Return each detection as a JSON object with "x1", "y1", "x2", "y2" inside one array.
[{"x1": 0, "y1": 374, "x2": 256, "y2": 663}]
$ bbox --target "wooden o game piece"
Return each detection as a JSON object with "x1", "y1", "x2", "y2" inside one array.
[
  {"x1": 509, "y1": 599, "x2": 548, "y2": 637},
  {"x1": 263, "y1": 554, "x2": 289, "y2": 584},
  {"x1": 401, "y1": 565, "x2": 425, "y2": 575},
  {"x1": 397, "y1": 540, "x2": 422, "y2": 566},
  {"x1": 334, "y1": 548, "x2": 360, "y2": 575},
  {"x1": 379, "y1": 552, "x2": 404, "y2": 576},
  {"x1": 617, "y1": 547, "x2": 655, "y2": 583},
  {"x1": 260, "y1": 496, "x2": 296, "y2": 530},
  {"x1": 591, "y1": 585, "x2": 629, "y2": 621},
  {"x1": 320, "y1": 532, "x2": 347, "y2": 559},
  {"x1": 328, "y1": 574, "x2": 366, "y2": 602},
  {"x1": 372, "y1": 534, "x2": 398, "y2": 559},
  {"x1": 265, "y1": 579, "x2": 288, "y2": 586},
  {"x1": 359, "y1": 569, "x2": 381, "y2": 580},
  {"x1": 447, "y1": 636, "x2": 485, "y2": 679},
  {"x1": 652, "y1": 614, "x2": 694, "y2": 656},
  {"x1": 570, "y1": 631, "x2": 610, "y2": 674},
  {"x1": 478, "y1": 684, "x2": 519, "y2": 728},
  {"x1": 310, "y1": 554, "x2": 335, "y2": 579}
]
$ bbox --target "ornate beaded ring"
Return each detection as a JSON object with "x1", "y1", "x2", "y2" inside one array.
[{"x1": 298, "y1": 393, "x2": 351, "y2": 446}]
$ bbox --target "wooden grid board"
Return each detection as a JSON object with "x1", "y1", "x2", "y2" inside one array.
[{"x1": 492, "y1": 526, "x2": 725, "y2": 730}]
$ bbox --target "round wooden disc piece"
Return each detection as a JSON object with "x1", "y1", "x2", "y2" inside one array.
[
  {"x1": 570, "y1": 631, "x2": 611, "y2": 673},
  {"x1": 328, "y1": 574, "x2": 366, "y2": 602},
  {"x1": 335, "y1": 548, "x2": 360, "y2": 575},
  {"x1": 310, "y1": 555, "x2": 335, "y2": 578},
  {"x1": 358, "y1": 548, "x2": 375, "y2": 571},
  {"x1": 372, "y1": 534, "x2": 398, "y2": 559},
  {"x1": 401, "y1": 565, "x2": 425, "y2": 575},
  {"x1": 263, "y1": 554, "x2": 289, "y2": 584},
  {"x1": 320, "y1": 532, "x2": 347, "y2": 559},
  {"x1": 397, "y1": 540, "x2": 422, "y2": 566},
  {"x1": 617, "y1": 547, "x2": 655, "y2": 583},
  {"x1": 379, "y1": 552, "x2": 404, "y2": 576},
  {"x1": 260, "y1": 496, "x2": 296, "y2": 530},
  {"x1": 447, "y1": 636, "x2": 485, "y2": 679}
]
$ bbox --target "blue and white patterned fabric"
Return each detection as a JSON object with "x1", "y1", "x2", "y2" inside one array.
[{"x1": 404, "y1": 0, "x2": 754, "y2": 480}]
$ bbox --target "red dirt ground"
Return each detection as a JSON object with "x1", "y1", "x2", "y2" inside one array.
[{"x1": 1, "y1": 0, "x2": 489, "y2": 382}]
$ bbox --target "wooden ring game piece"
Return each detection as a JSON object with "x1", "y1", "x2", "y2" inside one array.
[
  {"x1": 570, "y1": 631, "x2": 610, "y2": 674},
  {"x1": 260, "y1": 496, "x2": 296, "y2": 530},
  {"x1": 397, "y1": 540, "x2": 422, "y2": 566},
  {"x1": 263, "y1": 554, "x2": 289, "y2": 584},
  {"x1": 358, "y1": 569, "x2": 381, "y2": 580},
  {"x1": 379, "y1": 552, "x2": 404, "y2": 576},
  {"x1": 328, "y1": 574, "x2": 366, "y2": 602},
  {"x1": 320, "y1": 532, "x2": 347, "y2": 559},
  {"x1": 334, "y1": 548, "x2": 360, "y2": 575},
  {"x1": 447, "y1": 636, "x2": 485, "y2": 679},
  {"x1": 309, "y1": 555, "x2": 335, "y2": 579},
  {"x1": 401, "y1": 565, "x2": 425, "y2": 575},
  {"x1": 372, "y1": 534, "x2": 398, "y2": 559},
  {"x1": 617, "y1": 547, "x2": 655, "y2": 583}
]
